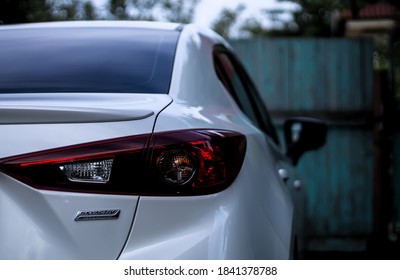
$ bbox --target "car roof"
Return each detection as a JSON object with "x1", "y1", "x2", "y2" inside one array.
[
  {"x1": 0, "y1": 20, "x2": 182, "y2": 31},
  {"x1": 0, "y1": 20, "x2": 229, "y2": 46}
]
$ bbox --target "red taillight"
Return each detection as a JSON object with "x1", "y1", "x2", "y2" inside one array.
[
  {"x1": 147, "y1": 130, "x2": 246, "y2": 195},
  {"x1": 0, "y1": 130, "x2": 246, "y2": 195}
]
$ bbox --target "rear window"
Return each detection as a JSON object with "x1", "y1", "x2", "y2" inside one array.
[{"x1": 0, "y1": 27, "x2": 179, "y2": 94}]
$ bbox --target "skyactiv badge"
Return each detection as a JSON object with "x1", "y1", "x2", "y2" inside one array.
[{"x1": 75, "y1": 209, "x2": 120, "y2": 221}]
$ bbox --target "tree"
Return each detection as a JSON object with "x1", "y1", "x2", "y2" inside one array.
[
  {"x1": 161, "y1": 0, "x2": 199, "y2": 24},
  {"x1": 0, "y1": 0, "x2": 199, "y2": 24},
  {"x1": 127, "y1": 0, "x2": 156, "y2": 20},
  {"x1": 108, "y1": 0, "x2": 199, "y2": 22},
  {"x1": 285, "y1": 0, "x2": 344, "y2": 36},
  {"x1": 271, "y1": 0, "x2": 400, "y2": 37},
  {"x1": 51, "y1": 0, "x2": 99, "y2": 21},
  {"x1": 109, "y1": 0, "x2": 130, "y2": 20},
  {"x1": 0, "y1": 0, "x2": 99, "y2": 23},
  {"x1": 57, "y1": 0, "x2": 80, "y2": 20},
  {"x1": 0, "y1": 0, "x2": 54, "y2": 23},
  {"x1": 211, "y1": 4, "x2": 245, "y2": 39},
  {"x1": 239, "y1": 11, "x2": 298, "y2": 38},
  {"x1": 83, "y1": 1, "x2": 97, "y2": 20}
]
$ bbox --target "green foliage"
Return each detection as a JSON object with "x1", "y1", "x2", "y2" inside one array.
[
  {"x1": 161, "y1": 0, "x2": 200, "y2": 24},
  {"x1": 0, "y1": 0, "x2": 199, "y2": 23},
  {"x1": 51, "y1": 0, "x2": 98, "y2": 21},
  {"x1": 211, "y1": 4, "x2": 245, "y2": 39},
  {"x1": 109, "y1": 0, "x2": 199, "y2": 22},
  {"x1": 0, "y1": 0, "x2": 54, "y2": 23},
  {"x1": 56, "y1": 0, "x2": 80, "y2": 20},
  {"x1": 0, "y1": 0, "x2": 98, "y2": 23},
  {"x1": 109, "y1": 0, "x2": 129, "y2": 20},
  {"x1": 271, "y1": 0, "x2": 400, "y2": 37},
  {"x1": 83, "y1": 1, "x2": 97, "y2": 20},
  {"x1": 128, "y1": 0, "x2": 157, "y2": 20},
  {"x1": 290, "y1": 0, "x2": 343, "y2": 36}
]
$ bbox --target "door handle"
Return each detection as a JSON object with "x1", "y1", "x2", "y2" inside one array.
[
  {"x1": 278, "y1": 168, "x2": 289, "y2": 182},
  {"x1": 293, "y1": 179, "x2": 302, "y2": 191}
]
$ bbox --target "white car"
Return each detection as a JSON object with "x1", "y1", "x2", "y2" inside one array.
[{"x1": 0, "y1": 21, "x2": 326, "y2": 259}]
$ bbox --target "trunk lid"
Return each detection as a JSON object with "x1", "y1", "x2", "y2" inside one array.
[{"x1": 0, "y1": 93, "x2": 171, "y2": 259}]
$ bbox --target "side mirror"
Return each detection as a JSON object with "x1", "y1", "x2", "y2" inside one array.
[{"x1": 284, "y1": 117, "x2": 327, "y2": 165}]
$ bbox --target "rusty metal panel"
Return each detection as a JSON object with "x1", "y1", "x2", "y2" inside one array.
[{"x1": 230, "y1": 38, "x2": 374, "y2": 250}]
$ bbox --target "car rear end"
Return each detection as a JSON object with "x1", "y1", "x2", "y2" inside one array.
[
  {"x1": 0, "y1": 21, "x2": 180, "y2": 259},
  {"x1": 0, "y1": 22, "x2": 294, "y2": 260}
]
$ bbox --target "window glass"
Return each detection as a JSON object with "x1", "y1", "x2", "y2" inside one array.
[
  {"x1": 0, "y1": 27, "x2": 179, "y2": 94},
  {"x1": 214, "y1": 47, "x2": 279, "y2": 145},
  {"x1": 216, "y1": 53, "x2": 260, "y2": 126}
]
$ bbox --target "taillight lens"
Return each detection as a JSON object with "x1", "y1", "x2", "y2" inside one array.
[
  {"x1": 59, "y1": 159, "x2": 114, "y2": 183},
  {"x1": 0, "y1": 130, "x2": 246, "y2": 195},
  {"x1": 147, "y1": 130, "x2": 246, "y2": 195}
]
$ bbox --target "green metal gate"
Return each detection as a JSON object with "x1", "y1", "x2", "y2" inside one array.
[{"x1": 230, "y1": 38, "x2": 375, "y2": 252}]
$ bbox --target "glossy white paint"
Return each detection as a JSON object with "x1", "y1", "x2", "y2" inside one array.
[
  {"x1": 0, "y1": 173, "x2": 138, "y2": 259},
  {"x1": 0, "y1": 93, "x2": 172, "y2": 259},
  {"x1": 119, "y1": 24, "x2": 294, "y2": 259},
  {"x1": 0, "y1": 22, "x2": 296, "y2": 259},
  {"x1": 0, "y1": 93, "x2": 172, "y2": 158},
  {"x1": 120, "y1": 140, "x2": 293, "y2": 259}
]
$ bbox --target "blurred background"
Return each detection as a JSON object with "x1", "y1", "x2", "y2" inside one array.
[{"x1": 1, "y1": 0, "x2": 400, "y2": 259}]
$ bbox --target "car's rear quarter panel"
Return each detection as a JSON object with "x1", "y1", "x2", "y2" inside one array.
[{"x1": 120, "y1": 25, "x2": 294, "y2": 259}]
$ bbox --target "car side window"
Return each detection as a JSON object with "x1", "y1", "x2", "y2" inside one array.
[{"x1": 213, "y1": 46, "x2": 280, "y2": 145}]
